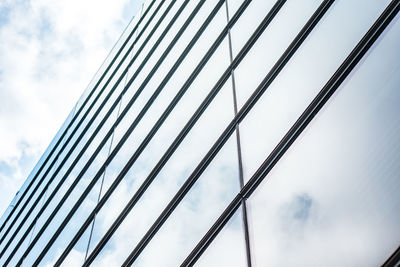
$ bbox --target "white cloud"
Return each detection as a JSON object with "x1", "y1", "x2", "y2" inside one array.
[{"x1": 0, "y1": 0, "x2": 143, "y2": 217}]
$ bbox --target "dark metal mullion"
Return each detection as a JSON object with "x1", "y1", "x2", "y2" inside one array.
[
  {"x1": 11, "y1": 0, "x2": 173, "y2": 262},
  {"x1": 32, "y1": 0, "x2": 212, "y2": 265},
  {"x1": 0, "y1": 0, "x2": 165, "y2": 255},
  {"x1": 181, "y1": 0, "x2": 400, "y2": 265},
  {"x1": 84, "y1": 90, "x2": 124, "y2": 261},
  {"x1": 82, "y1": 1, "x2": 251, "y2": 265},
  {"x1": 38, "y1": 0, "x2": 221, "y2": 263},
  {"x1": 84, "y1": 4, "x2": 147, "y2": 259},
  {"x1": 224, "y1": 1, "x2": 252, "y2": 266},
  {"x1": 84, "y1": 35, "x2": 137, "y2": 261},
  {"x1": 383, "y1": 246, "x2": 400, "y2": 266},
  {"x1": 0, "y1": 0, "x2": 158, "y2": 238},
  {"x1": 0, "y1": 4, "x2": 143, "y2": 237},
  {"x1": 28, "y1": 108, "x2": 72, "y2": 246},
  {"x1": 53, "y1": 0, "x2": 226, "y2": 264},
  {"x1": 120, "y1": 0, "x2": 288, "y2": 265},
  {"x1": 4, "y1": 1, "x2": 172, "y2": 264},
  {"x1": 54, "y1": 1, "x2": 205, "y2": 264}
]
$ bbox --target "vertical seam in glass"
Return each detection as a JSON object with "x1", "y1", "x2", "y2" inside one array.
[
  {"x1": 83, "y1": 4, "x2": 143, "y2": 258},
  {"x1": 117, "y1": 0, "x2": 291, "y2": 265},
  {"x1": 82, "y1": 1, "x2": 248, "y2": 265},
  {"x1": 3, "y1": 0, "x2": 170, "y2": 265},
  {"x1": 54, "y1": 1, "x2": 201, "y2": 265},
  {"x1": 224, "y1": 1, "x2": 253, "y2": 266},
  {"x1": 0, "y1": 0, "x2": 161, "y2": 254},
  {"x1": 181, "y1": 0, "x2": 400, "y2": 265},
  {"x1": 27, "y1": 0, "x2": 209, "y2": 265}
]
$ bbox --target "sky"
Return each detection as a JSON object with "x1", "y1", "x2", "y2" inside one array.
[{"x1": 0, "y1": 0, "x2": 144, "y2": 216}]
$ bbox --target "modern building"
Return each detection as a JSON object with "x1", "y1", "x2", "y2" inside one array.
[{"x1": 1, "y1": 0, "x2": 400, "y2": 266}]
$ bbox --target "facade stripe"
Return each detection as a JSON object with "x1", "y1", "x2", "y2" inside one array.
[{"x1": 181, "y1": 0, "x2": 400, "y2": 265}]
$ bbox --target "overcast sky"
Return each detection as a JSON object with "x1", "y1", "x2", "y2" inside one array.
[{"x1": 0, "y1": 0, "x2": 144, "y2": 217}]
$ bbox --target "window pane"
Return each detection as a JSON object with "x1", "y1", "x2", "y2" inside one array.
[
  {"x1": 232, "y1": 0, "x2": 320, "y2": 109},
  {"x1": 195, "y1": 206, "x2": 247, "y2": 267},
  {"x1": 248, "y1": 13, "x2": 400, "y2": 266},
  {"x1": 134, "y1": 135, "x2": 240, "y2": 266},
  {"x1": 238, "y1": 0, "x2": 391, "y2": 183}
]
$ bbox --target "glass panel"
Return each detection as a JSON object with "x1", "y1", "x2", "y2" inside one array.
[
  {"x1": 132, "y1": 134, "x2": 240, "y2": 267},
  {"x1": 91, "y1": 71, "x2": 234, "y2": 265},
  {"x1": 0, "y1": 0, "x2": 154, "y2": 241},
  {"x1": 195, "y1": 206, "x2": 247, "y2": 267},
  {"x1": 0, "y1": 227, "x2": 33, "y2": 266},
  {"x1": 238, "y1": 0, "x2": 391, "y2": 183},
  {"x1": 0, "y1": 120, "x2": 71, "y2": 259},
  {"x1": 33, "y1": 177, "x2": 106, "y2": 267},
  {"x1": 8, "y1": 104, "x2": 118, "y2": 265},
  {"x1": 60, "y1": 225, "x2": 92, "y2": 266},
  {"x1": 53, "y1": 3, "x2": 235, "y2": 264},
  {"x1": 16, "y1": 7, "x2": 172, "y2": 258},
  {"x1": 248, "y1": 13, "x2": 400, "y2": 266},
  {"x1": 93, "y1": 1, "x2": 232, "y2": 238},
  {"x1": 72, "y1": 0, "x2": 158, "y2": 126},
  {"x1": 111, "y1": 0, "x2": 201, "y2": 152},
  {"x1": 0, "y1": 110, "x2": 73, "y2": 239},
  {"x1": 3, "y1": 48, "x2": 129, "y2": 260},
  {"x1": 0, "y1": 145, "x2": 69, "y2": 264},
  {"x1": 233, "y1": 0, "x2": 319, "y2": 110}
]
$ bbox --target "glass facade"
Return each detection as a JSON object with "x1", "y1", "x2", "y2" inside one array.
[{"x1": 1, "y1": 0, "x2": 400, "y2": 266}]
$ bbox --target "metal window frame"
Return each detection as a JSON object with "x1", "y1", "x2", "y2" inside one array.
[
  {"x1": 52, "y1": 1, "x2": 242, "y2": 265},
  {"x1": 1, "y1": 0, "x2": 399, "y2": 265},
  {"x1": 79, "y1": 1, "x2": 258, "y2": 265},
  {"x1": 119, "y1": 0, "x2": 333, "y2": 265},
  {"x1": 383, "y1": 246, "x2": 400, "y2": 267},
  {"x1": 181, "y1": 0, "x2": 400, "y2": 265},
  {"x1": 2, "y1": 0, "x2": 180, "y2": 263},
  {"x1": 14, "y1": 0, "x2": 230, "y2": 265},
  {"x1": 0, "y1": 0, "x2": 158, "y2": 239},
  {"x1": 0, "y1": 0, "x2": 164, "y2": 254},
  {"x1": 224, "y1": 0, "x2": 253, "y2": 266}
]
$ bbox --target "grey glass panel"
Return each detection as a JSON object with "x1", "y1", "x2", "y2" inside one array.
[
  {"x1": 2, "y1": 43, "x2": 133, "y2": 256},
  {"x1": 0, "y1": 119, "x2": 73, "y2": 258},
  {"x1": 134, "y1": 135, "x2": 240, "y2": 266},
  {"x1": 233, "y1": 0, "x2": 319, "y2": 110},
  {"x1": 0, "y1": 228, "x2": 33, "y2": 266},
  {"x1": 91, "y1": 73, "x2": 234, "y2": 265},
  {"x1": 238, "y1": 0, "x2": 390, "y2": 183},
  {"x1": 248, "y1": 13, "x2": 400, "y2": 267},
  {"x1": 195, "y1": 207, "x2": 247, "y2": 267},
  {"x1": 0, "y1": 110, "x2": 73, "y2": 239},
  {"x1": 111, "y1": 0, "x2": 202, "y2": 152},
  {"x1": 71, "y1": 0, "x2": 158, "y2": 130},
  {"x1": 8, "y1": 103, "x2": 120, "y2": 265},
  {"x1": 54, "y1": 3, "x2": 234, "y2": 263},
  {"x1": 59, "y1": 226, "x2": 92, "y2": 266},
  {"x1": 33, "y1": 178, "x2": 107, "y2": 267},
  {"x1": 72, "y1": 0, "x2": 146, "y2": 114},
  {"x1": 93, "y1": 0, "x2": 231, "y2": 230}
]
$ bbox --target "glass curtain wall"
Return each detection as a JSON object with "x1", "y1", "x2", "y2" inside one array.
[{"x1": 1, "y1": 0, "x2": 399, "y2": 266}]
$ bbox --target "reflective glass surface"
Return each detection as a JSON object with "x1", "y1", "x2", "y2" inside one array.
[
  {"x1": 1, "y1": 0, "x2": 399, "y2": 266},
  {"x1": 248, "y1": 13, "x2": 400, "y2": 266}
]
